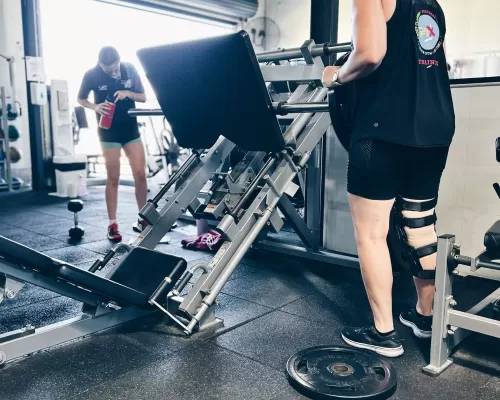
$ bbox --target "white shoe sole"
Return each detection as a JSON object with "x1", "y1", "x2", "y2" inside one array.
[
  {"x1": 399, "y1": 315, "x2": 432, "y2": 339},
  {"x1": 341, "y1": 333, "x2": 404, "y2": 358},
  {"x1": 107, "y1": 234, "x2": 122, "y2": 242}
]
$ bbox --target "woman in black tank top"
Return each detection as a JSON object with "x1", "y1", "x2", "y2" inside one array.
[{"x1": 322, "y1": 0, "x2": 455, "y2": 357}]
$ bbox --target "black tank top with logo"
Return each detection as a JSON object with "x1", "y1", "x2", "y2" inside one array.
[{"x1": 351, "y1": 0, "x2": 455, "y2": 147}]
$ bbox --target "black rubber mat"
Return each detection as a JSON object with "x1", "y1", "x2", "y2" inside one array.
[{"x1": 0, "y1": 189, "x2": 499, "y2": 400}]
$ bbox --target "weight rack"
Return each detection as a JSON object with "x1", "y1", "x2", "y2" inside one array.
[
  {"x1": 0, "y1": 53, "x2": 20, "y2": 193},
  {"x1": 0, "y1": 86, "x2": 12, "y2": 192}
]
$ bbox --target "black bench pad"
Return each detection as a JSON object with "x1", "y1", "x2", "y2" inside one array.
[{"x1": 485, "y1": 221, "x2": 500, "y2": 255}]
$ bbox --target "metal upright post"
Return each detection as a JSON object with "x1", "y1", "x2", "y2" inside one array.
[
  {"x1": 423, "y1": 234, "x2": 455, "y2": 376},
  {"x1": 310, "y1": 0, "x2": 340, "y2": 66},
  {"x1": 1, "y1": 88, "x2": 12, "y2": 191},
  {"x1": 22, "y1": 0, "x2": 46, "y2": 190}
]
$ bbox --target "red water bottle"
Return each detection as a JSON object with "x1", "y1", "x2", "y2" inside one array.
[{"x1": 98, "y1": 95, "x2": 116, "y2": 130}]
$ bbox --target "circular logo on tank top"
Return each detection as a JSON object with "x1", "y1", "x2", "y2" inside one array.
[{"x1": 415, "y1": 11, "x2": 441, "y2": 55}]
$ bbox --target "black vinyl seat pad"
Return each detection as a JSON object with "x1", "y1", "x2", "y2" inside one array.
[{"x1": 0, "y1": 235, "x2": 151, "y2": 308}]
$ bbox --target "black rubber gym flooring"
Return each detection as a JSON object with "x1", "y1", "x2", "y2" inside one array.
[{"x1": 0, "y1": 188, "x2": 499, "y2": 400}]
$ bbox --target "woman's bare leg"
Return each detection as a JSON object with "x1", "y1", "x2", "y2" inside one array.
[
  {"x1": 102, "y1": 147, "x2": 121, "y2": 221},
  {"x1": 349, "y1": 194, "x2": 395, "y2": 333},
  {"x1": 123, "y1": 140, "x2": 148, "y2": 211}
]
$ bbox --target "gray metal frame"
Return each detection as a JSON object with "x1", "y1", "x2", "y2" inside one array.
[
  {"x1": 0, "y1": 258, "x2": 151, "y2": 364},
  {"x1": 179, "y1": 110, "x2": 331, "y2": 334},
  {"x1": 423, "y1": 235, "x2": 500, "y2": 376},
  {"x1": 124, "y1": 40, "x2": 348, "y2": 335},
  {"x1": 0, "y1": 308, "x2": 149, "y2": 365},
  {"x1": 130, "y1": 137, "x2": 236, "y2": 250},
  {"x1": 0, "y1": 276, "x2": 24, "y2": 304}
]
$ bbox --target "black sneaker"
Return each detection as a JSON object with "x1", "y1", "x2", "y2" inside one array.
[
  {"x1": 132, "y1": 219, "x2": 148, "y2": 233},
  {"x1": 399, "y1": 309, "x2": 432, "y2": 339},
  {"x1": 341, "y1": 325, "x2": 404, "y2": 358},
  {"x1": 133, "y1": 220, "x2": 178, "y2": 233}
]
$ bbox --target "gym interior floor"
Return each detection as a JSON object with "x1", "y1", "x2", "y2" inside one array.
[{"x1": 0, "y1": 187, "x2": 499, "y2": 400}]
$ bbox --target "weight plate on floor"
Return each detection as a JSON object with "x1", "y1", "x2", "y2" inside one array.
[{"x1": 286, "y1": 346, "x2": 397, "y2": 399}]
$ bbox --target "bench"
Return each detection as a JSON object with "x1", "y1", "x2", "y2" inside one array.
[{"x1": 0, "y1": 235, "x2": 186, "y2": 309}]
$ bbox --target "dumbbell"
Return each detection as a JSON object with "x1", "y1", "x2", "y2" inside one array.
[
  {"x1": 0, "y1": 125, "x2": 20, "y2": 142},
  {"x1": 9, "y1": 147, "x2": 22, "y2": 163},
  {"x1": 68, "y1": 199, "x2": 85, "y2": 240}
]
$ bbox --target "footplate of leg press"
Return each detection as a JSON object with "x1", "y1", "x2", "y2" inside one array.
[{"x1": 107, "y1": 247, "x2": 187, "y2": 297}]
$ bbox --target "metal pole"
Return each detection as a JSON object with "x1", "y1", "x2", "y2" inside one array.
[
  {"x1": 1, "y1": 88, "x2": 12, "y2": 191},
  {"x1": 128, "y1": 109, "x2": 164, "y2": 117},
  {"x1": 129, "y1": 102, "x2": 330, "y2": 119},
  {"x1": 22, "y1": 0, "x2": 46, "y2": 190},
  {"x1": 229, "y1": 155, "x2": 276, "y2": 218},
  {"x1": 274, "y1": 102, "x2": 329, "y2": 114},
  {"x1": 0, "y1": 54, "x2": 18, "y2": 116},
  {"x1": 423, "y1": 235, "x2": 455, "y2": 376},
  {"x1": 476, "y1": 259, "x2": 500, "y2": 271},
  {"x1": 257, "y1": 42, "x2": 351, "y2": 63},
  {"x1": 283, "y1": 87, "x2": 328, "y2": 144},
  {"x1": 311, "y1": 0, "x2": 340, "y2": 66},
  {"x1": 8, "y1": 59, "x2": 17, "y2": 116},
  {"x1": 151, "y1": 152, "x2": 199, "y2": 205},
  {"x1": 185, "y1": 203, "x2": 276, "y2": 334}
]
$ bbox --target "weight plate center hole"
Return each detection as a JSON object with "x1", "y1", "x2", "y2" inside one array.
[{"x1": 329, "y1": 363, "x2": 354, "y2": 376}]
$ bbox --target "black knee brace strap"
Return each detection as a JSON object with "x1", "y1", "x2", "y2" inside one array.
[
  {"x1": 401, "y1": 213, "x2": 437, "y2": 229},
  {"x1": 388, "y1": 197, "x2": 438, "y2": 280},
  {"x1": 396, "y1": 197, "x2": 437, "y2": 212}
]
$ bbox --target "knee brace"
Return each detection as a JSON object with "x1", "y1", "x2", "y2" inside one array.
[{"x1": 388, "y1": 197, "x2": 438, "y2": 279}]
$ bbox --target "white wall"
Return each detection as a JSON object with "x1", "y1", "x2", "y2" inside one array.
[
  {"x1": 0, "y1": 0, "x2": 32, "y2": 183},
  {"x1": 439, "y1": 0, "x2": 500, "y2": 58},
  {"x1": 264, "y1": 0, "x2": 310, "y2": 50},
  {"x1": 439, "y1": 0, "x2": 500, "y2": 78},
  {"x1": 338, "y1": 0, "x2": 351, "y2": 44},
  {"x1": 438, "y1": 85, "x2": 500, "y2": 257}
]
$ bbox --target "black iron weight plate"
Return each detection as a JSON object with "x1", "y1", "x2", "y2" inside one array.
[{"x1": 286, "y1": 346, "x2": 397, "y2": 399}]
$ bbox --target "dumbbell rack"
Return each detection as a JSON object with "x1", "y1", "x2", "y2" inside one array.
[{"x1": 0, "y1": 86, "x2": 13, "y2": 192}]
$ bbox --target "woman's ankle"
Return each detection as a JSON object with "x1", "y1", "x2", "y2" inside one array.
[{"x1": 416, "y1": 304, "x2": 432, "y2": 317}]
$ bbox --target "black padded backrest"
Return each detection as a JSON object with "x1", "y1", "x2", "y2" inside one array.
[
  {"x1": 137, "y1": 31, "x2": 285, "y2": 153},
  {"x1": 0, "y1": 235, "x2": 59, "y2": 272},
  {"x1": 0, "y1": 235, "x2": 150, "y2": 308}
]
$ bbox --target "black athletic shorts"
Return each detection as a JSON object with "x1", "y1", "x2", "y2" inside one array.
[
  {"x1": 98, "y1": 119, "x2": 140, "y2": 146},
  {"x1": 347, "y1": 139, "x2": 450, "y2": 200}
]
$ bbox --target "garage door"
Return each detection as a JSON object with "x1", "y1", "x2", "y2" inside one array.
[{"x1": 95, "y1": 0, "x2": 258, "y2": 25}]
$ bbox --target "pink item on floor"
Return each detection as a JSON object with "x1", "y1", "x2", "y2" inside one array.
[{"x1": 181, "y1": 229, "x2": 223, "y2": 252}]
